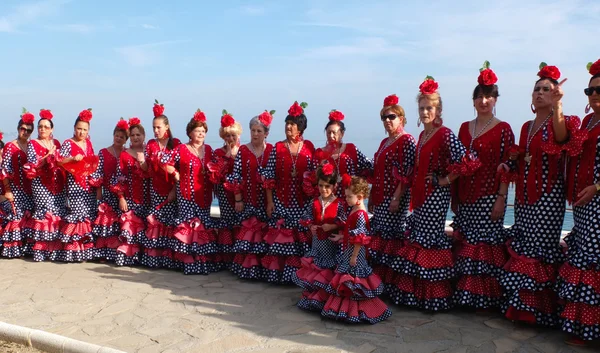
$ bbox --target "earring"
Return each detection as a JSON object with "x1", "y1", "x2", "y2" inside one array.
[
  {"x1": 433, "y1": 117, "x2": 442, "y2": 128},
  {"x1": 530, "y1": 104, "x2": 536, "y2": 114},
  {"x1": 585, "y1": 104, "x2": 591, "y2": 114},
  {"x1": 473, "y1": 107, "x2": 477, "y2": 117},
  {"x1": 417, "y1": 119, "x2": 421, "y2": 127},
  {"x1": 493, "y1": 106, "x2": 497, "y2": 117},
  {"x1": 355, "y1": 200, "x2": 360, "y2": 206}
]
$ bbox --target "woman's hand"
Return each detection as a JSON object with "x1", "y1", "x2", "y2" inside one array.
[
  {"x1": 490, "y1": 196, "x2": 506, "y2": 221},
  {"x1": 574, "y1": 184, "x2": 597, "y2": 207},
  {"x1": 235, "y1": 200, "x2": 244, "y2": 213},
  {"x1": 266, "y1": 201, "x2": 274, "y2": 218},
  {"x1": 350, "y1": 255, "x2": 357, "y2": 267},
  {"x1": 388, "y1": 199, "x2": 400, "y2": 213},
  {"x1": 118, "y1": 197, "x2": 128, "y2": 212},
  {"x1": 73, "y1": 154, "x2": 83, "y2": 162}
]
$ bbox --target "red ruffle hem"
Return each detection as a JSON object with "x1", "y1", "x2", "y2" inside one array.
[
  {"x1": 558, "y1": 263, "x2": 600, "y2": 294},
  {"x1": 60, "y1": 220, "x2": 93, "y2": 242},
  {"x1": 145, "y1": 214, "x2": 173, "y2": 242},
  {"x1": 398, "y1": 242, "x2": 454, "y2": 271},
  {"x1": 94, "y1": 203, "x2": 119, "y2": 228},
  {"x1": 503, "y1": 246, "x2": 558, "y2": 285},
  {"x1": 504, "y1": 288, "x2": 557, "y2": 324},
  {"x1": 173, "y1": 219, "x2": 216, "y2": 246},
  {"x1": 322, "y1": 296, "x2": 391, "y2": 324},
  {"x1": 456, "y1": 275, "x2": 503, "y2": 298},
  {"x1": 295, "y1": 257, "x2": 335, "y2": 291},
  {"x1": 235, "y1": 217, "x2": 266, "y2": 243},
  {"x1": 455, "y1": 240, "x2": 508, "y2": 270}
]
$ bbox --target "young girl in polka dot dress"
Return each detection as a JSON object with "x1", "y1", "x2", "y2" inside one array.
[
  {"x1": 213, "y1": 111, "x2": 241, "y2": 270},
  {"x1": 501, "y1": 63, "x2": 581, "y2": 327},
  {"x1": 227, "y1": 111, "x2": 274, "y2": 280},
  {"x1": 293, "y1": 163, "x2": 345, "y2": 312},
  {"x1": 56, "y1": 109, "x2": 99, "y2": 262},
  {"x1": 140, "y1": 100, "x2": 181, "y2": 269},
  {"x1": 1, "y1": 109, "x2": 35, "y2": 258},
  {"x1": 556, "y1": 59, "x2": 600, "y2": 345},
  {"x1": 26, "y1": 110, "x2": 67, "y2": 262},
  {"x1": 262, "y1": 101, "x2": 315, "y2": 284},
  {"x1": 368, "y1": 95, "x2": 416, "y2": 296},
  {"x1": 322, "y1": 175, "x2": 391, "y2": 324},
  {"x1": 113, "y1": 118, "x2": 149, "y2": 266},
  {"x1": 389, "y1": 76, "x2": 467, "y2": 311},
  {"x1": 91, "y1": 119, "x2": 129, "y2": 262},
  {"x1": 163, "y1": 109, "x2": 220, "y2": 275},
  {"x1": 452, "y1": 63, "x2": 515, "y2": 311}
]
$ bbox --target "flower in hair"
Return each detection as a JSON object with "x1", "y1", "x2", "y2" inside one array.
[
  {"x1": 258, "y1": 110, "x2": 275, "y2": 127},
  {"x1": 128, "y1": 117, "x2": 141, "y2": 126},
  {"x1": 383, "y1": 94, "x2": 399, "y2": 107},
  {"x1": 21, "y1": 108, "x2": 35, "y2": 124},
  {"x1": 321, "y1": 163, "x2": 334, "y2": 176},
  {"x1": 193, "y1": 109, "x2": 206, "y2": 122},
  {"x1": 116, "y1": 118, "x2": 129, "y2": 131},
  {"x1": 587, "y1": 59, "x2": 600, "y2": 76},
  {"x1": 288, "y1": 101, "x2": 308, "y2": 117},
  {"x1": 39, "y1": 109, "x2": 53, "y2": 120},
  {"x1": 0, "y1": 131, "x2": 3, "y2": 141},
  {"x1": 328, "y1": 109, "x2": 344, "y2": 121},
  {"x1": 477, "y1": 60, "x2": 498, "y2": 86},
  {"x1": 221, "y1": 109, "x2": 235, "y2": 128},
  {"x1": 341, "y1": 173, "x2": 352, "y2": 189},
  {"x1": 78, "y1": 108, "x2": 93, "y2": 122},
  {"x1": 419, "y1": 76, "x2": 439, "y2": 95},
  {"x1": 153, "y1": 99, "x2": 165, "y2": 117},
  {"x1": 537, "y1": 62, "x2": 560, "y2": 81}
]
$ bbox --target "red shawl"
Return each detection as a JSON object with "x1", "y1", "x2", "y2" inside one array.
[
  {"x1": 119, "y1": 151, "x2": 148, "y2": 205},
  {"x1": 175, "y1": 144, "x2": 213, "y2": 208},
  {"x1": 274, "y1": 140, "x2": 315, "y2": 207},
  {"x1": 61, "y1": 139, "x2": 98, "y2": 190},
  {"x1": 2, "y1": 142, "x2": 32, "y2": 194},
  {"x1": 370, "y1": 134, "x2": 415, "y2": 206},
  {"x1": 146, "y1": 138, "x2": 181, "y2": 196},
  {"x1": 566, "y1": 113, "x2": 598, "y2": 204}
]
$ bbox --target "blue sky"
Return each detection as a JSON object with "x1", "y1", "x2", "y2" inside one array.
[{"x1": 1, "y1": 0, "x2": 599, "y2": 156}]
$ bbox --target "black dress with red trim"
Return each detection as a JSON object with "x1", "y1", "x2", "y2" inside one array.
[
  {"x1": 25, "y1": 139, "x2": 67, "y2": 262},
  {"x1": 293, "y1": 197, "x2": 346, "y2": 312},
  {"x1": 212, "y1": 147, "x2": 237, "y2": 269},
  {"x1": 321, "y1": 209, "x2": 391, "y2": 324},
  {"x1": 451, "y1": 121, "x2": 515, "y2": 309},
  {"x1": 501, "y1": 115, "x2": 581, "y2": 326},
  {"x1": 388, "y1": 126, "x2": 466, "y2": 311},
  {"x1": 557, "y1": 113, "x2": 600, "y2": 340},
  {"x1": 226, "y1": 144, "x2": 273, "y2": 280},
  {"x1": 367, "y1": 134, "x2": 416, "y2": 293},
  {"x1": 0, "y1": 141, "x2": 34, "y2": 258},
  {"x1": 112, "y1": 150, "x2": 150, "y2": 266},
  {"x1": 90, "y1": 148, "x2": 122, "y2": 262},
  {"x1": 313, "y1": 143, "x2": 373, "y2": 198},
  {"x1": 164, "y1": 144, "x2": 220, "y2": 275},
  {"x1": 261, "y1": 140, "x2": 315, "y2": 284},
  {"x1": 140, "y1": 138, "x2": 181, "y2": 268}
]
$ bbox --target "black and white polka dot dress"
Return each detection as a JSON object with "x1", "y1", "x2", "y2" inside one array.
[
  {"x1": 213, "y1": 147, "x2": 237, "y2": 270},
  {"x1": 1, "y1": 142, "x2": 34, "y2": 258},
  {"x1": 314, "y1": 143, "x2": 373, "y2": 199}
]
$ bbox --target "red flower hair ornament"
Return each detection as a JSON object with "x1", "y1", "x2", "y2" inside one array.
[
  {"x1": 383, "y1": 94, "x2": 399, "y2": 107},
  {"x1": 78, "y1": 108, "x2": 93, "y2": 122},
  {"x1": 537, "y1": 62, "x2": 561, "y2": 81},
  {"x1": 328, "y1": 109, "x2": 344, "y2": 121},
  {"x1": 153, "y1": 99, "x2": 165, "y2": 117},
  {"x1": 321, "y1": 163, "x2": 334, "y2": 176},
  {"x1": 587, "y1": 59, "x2": 600, "y2": 76},
  {"x1": 419, "y1": 76, "x2": 439, "y2": 95},
  {"x1": 39, "y1": 109, "x2": 53, "y2": 120},
  {"x1": 116, "y1": 118, "x2": 129, "y2": 131},
  {"x1": 221, "y1": 109, "x2": 235, "y2": 128},
  {"x1": 0, "y1": 131, "x2": 4, "y2": 141},
  {"x1": 258, "y1": 110, "x2": 275, "y2": 127},
  {"x1": 288, "y1": 101, "x2": 308, "y2": 117},
  {"x1": 128, "y1": 117, "x2": 141, "y2": 126},
  {"x1": 193, "y1": 109, "x2": 206, "y2": 122},
  {"x1": 477, "y1": 60, "x2": 498, "y2": 86},
  {"x1": 20, "y1": 107, "x2": 35, "y2": 124},
  {"x1": 341, "y1": 174, "x2": 352, "y2": 189}
]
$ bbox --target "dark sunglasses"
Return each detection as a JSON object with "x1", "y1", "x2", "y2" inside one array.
[
  {"x1": 19, "y1": 127, "x2": 34, "y2": 134},
  {"x1": 381, "y1": 114, "x2": 398, "y2": 121},
  {"x1": 584, "y1": 86, "x2": 600, "y2": 96}
]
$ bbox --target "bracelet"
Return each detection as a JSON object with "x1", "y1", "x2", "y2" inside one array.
[
  {"x1": 497, "y1": 193, "x2": 507, "y2": 199},
  {"x1": 235, "y1": 200, "x2": 243, "y2": 203},
  {"x1": 595, "y1": 183, "x2": 600, "y2": 193},
  {"x1": 445, "y1": 176, "x2": 451, "y2": 185}
]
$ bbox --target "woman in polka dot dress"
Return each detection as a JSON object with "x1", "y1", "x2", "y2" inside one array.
[
  {"x1": 227, "y1": 111, "x2": 274, "y2": 280},
  {"x1": 293, "y1": 163, "x2": 345, "y2": 312},
  {"x1": 91, "y1": 119, "x2": 129, "y2": 262},
  {"x1": 557, "y1": 59, "x2": 600, "y2": 345},
  {"x1": 212, "y1": 111, "x2": 241, "y2": 270},
  {"x1": 388, "y1": 76, "x2": 467, "y2": 311},
  {"x1": 163, "y1": 109, "x2": 220, "y2": 275},
  {"x1": 501, "y1": 63, "x2": 581, "y2": 326},
  {"x1": 1, "y1": 109, "x2": 35, "y2": 258},
  {"x1": 26, "y1": 110, "x2": 67, "y2": 262},
  {"x1": 140, "y1": 100, "x2": 181, "y2": 269},
  {"x1": 452, "y1": 62, "x2": 515, "y2": 311},
  {"x1": 367, "y1": 95, "x2": 416, "y2": 296},
  {"x1": 322, "y1": 175, "x2": 391, "y2": 324},
  {"x1": 262, "y1": 101, "x2": 315, "y2": 284},
  {"x1": 112, "y1": 118, "x2": 149, "y2": 266},
  {"x1": 55, "y1": 109, "x2": 99, "y2": 262}
]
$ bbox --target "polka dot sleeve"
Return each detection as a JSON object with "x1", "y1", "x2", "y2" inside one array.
[
  {"x1": 260, "y1": 146, "x2": 276, "y2": 185},
  {"x1": 348, "y1": 212, "x2": 370, "y2": 245},
  {"x1": 356, "y1": 147, "x2": 374, "y2": 177},
  {"x1": 59, "y1": 140, "x2": 71, "y2": 158}
]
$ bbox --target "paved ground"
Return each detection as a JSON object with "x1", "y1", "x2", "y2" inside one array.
[{"x1": 1, "y1": 259, "x2": 599, "y2": 353}]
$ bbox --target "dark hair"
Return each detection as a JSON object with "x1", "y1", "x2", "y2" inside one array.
[
  {"x1": 113, "y1": 126, "x2": 129, "y2": 140},
  {"x1": 129, "y1": 124, "x2": 145, "y2": 136},
  {"x1": 324, "y1": 120, "x2": 346, "y2": 133},
  {"x1": 17, "y1": 119, "x2": 35, "y2": 131},
  {"x1": 590, "y1": 73, "x2": 600, "y2": 85},
  {"x1": 316, "y1": 165, "x2": 338, "y2": 186},
  {"x1": 0, "y1": 140, "x2": 4, "y2": 149},
  {"x1": 39, "y1": 119, "x2": 54, "y2": 129},
  {"x1": 472, "y1": 84, "x2": 500, "y2": 100},
  {"x1": 74, "y1": 117, "x2": 90, "y2": 127},
  {"x1": 285, "y1": 114, "x2": 307, "y2": 135},
  {"x1": 535, "y1": 77, "x2": 559, "y2": 86},
  {"x1": 154, "y1": 115, "x2": 174, "y2": 150},
  {"x1": 186, "y1": 119, "x2": 208, "y2": 137}
]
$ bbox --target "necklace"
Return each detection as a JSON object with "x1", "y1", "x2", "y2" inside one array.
[
  {"x1": 16, "y1": 139, "x2": 28, "y2": 152},
  {"x1": 286, "y1": 141, "x2": 303, "y2": 178},
  {"x1": 586, "y1": 114, "x2": 600, "y2": 131},
  {"x1": 469, "y1": 116, "x2": 495, "y2": 152},
  {"x1": 248, "y1": 142, "x2": 266, "y2": 165},
  {"x1": 375, "y1": 134, "x2": 401, "y2": 164},
  {"x1": 319, "y1": 195, "x2": 335, "y2": 218},
  {"x1": 75, "y1": 139, "x2": 87, "y2": 155},
  {"x1": 329, "y1": 143, "x2": 344, "y2": 183},
  {"x1": 524, "y1": 112, "x2": 552, "y2": 164},
  {"x1": 190, "y1": 143, "x2": 206, "y2": 174},
  {"x1": 39, "y1": 138, "x2": 53, "y2": 151},
  {"x1": 417, "y1": 128, "x2": 437, "y2": 158}
]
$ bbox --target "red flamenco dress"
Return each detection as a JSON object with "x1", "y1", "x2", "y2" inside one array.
[
  {"x1": 90, "y1": 148, "x2": 122, "y2": 262},
  {"x1": 212, "y1": 147, "x2": 237, "y2": 269},
  {"x1": 140, "y1": 138, "x2": 181, "y2": 268},
  {"x1": 501, "y1": 115, "x2": 581, "y2": 326},
  {"x1": 389, "y1": 127, "x2": 467, "y2": 311},
  {"x1": 557, "y1": 112, "x2": 600, "y2": 340},
  {"x1": 1, "y1": 142, "x2": 34, "y2": 257},
  {"x1": 322, "y1": 209, "x2": 391, "y2": 323},
  {"x1": 112, "y1": 151, "x2": 149, "y2": 266},
  {"x1": 313, "y1": 143, "x2": 373, "y2": 198},
  {"x1": 227, "y1": 144, "x2": 273, "y2": 279},
  {"x1": 367, "y1": 134, "x2": 416, "y2": 294},
  {"x1": 452, "y1": 122, "x2": 515, "y2": 309},
  {"x1": 26, "y1": 139, "x2": 67, "y2": 262},
  {"x1": 165, "y1": 144, "x2": 220, "y2": 275},
  {"x1": 293, "y1": 197, "x2": 345, "y2": 311},
  {"x1": 262, "y1": 140, "x2": 315, "y2": 284}
]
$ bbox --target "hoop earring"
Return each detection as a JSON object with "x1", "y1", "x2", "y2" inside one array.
[
  {"x1": 530, "y1": 104, "x2": 536, "y2": 114},
  {"x1": 493, "y1": 106, "x2": 497, "y2": 116},
  {"x1": 585, "y1": 104, "x2": 591, "y2": 114},
  {"x1": 417, "y1": 118, "x2": 421, "y2": 127},
  {"x1": 433, "y1": 117, "x2": 443, "y2": 128}
]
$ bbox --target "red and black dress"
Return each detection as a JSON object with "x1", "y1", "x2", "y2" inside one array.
[
  {"x1": 212, "y1": 147, "x2": 237, "y2": 269},
  {"x1": 313, "y1": 143, "x2": 372, "y2": 198},
  {"x1": 501, "y1": 115, "x2": 581, "y2": 326},
  {"x1": 452, "y1": 122, "x2": 515, "y2": 309},
  {"x1": 389, "y1": 126, "x2": 466, "y2": 311},
  {"x1": 557, "y1": 112, "x2": 600, "y2": 340}
]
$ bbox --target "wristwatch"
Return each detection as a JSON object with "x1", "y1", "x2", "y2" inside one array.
[{"x1": 595, "y1": 183, "x2": 600, "y2": 193}]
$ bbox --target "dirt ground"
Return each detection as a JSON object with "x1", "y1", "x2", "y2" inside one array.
[{"x1": 0, "y1": 340, "x2": 42, "y2": 353}]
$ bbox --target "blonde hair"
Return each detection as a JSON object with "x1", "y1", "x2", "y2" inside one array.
[
  {"x1": 417, "y1": 92, "x2": 443, "y2": 116},
  {"x1": 219, "y1": 121, "x2": 243, "y2": 140},
  {"x1": 380, "y1": 105, "x2": 407, "y2": 127},
  {"x1": 348, "y1": 176, "x2": 370, "y2": 199}
]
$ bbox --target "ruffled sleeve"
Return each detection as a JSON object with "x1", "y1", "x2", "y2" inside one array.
[
  {"x1": 1, "y1": 145, "x2": 13, "y2": 177},
  {"x1": 348, "y1": 212, "x2": 370, "y2": 246},
  {"x1": 224, "y1": 152, "x2": 245, "y2": 195},
  {"x1": 395, "y1": 136, "x2": 416, "y2": 186},
  {"x1": 89, "y1": 150, "x2": 104, "y2": 187},
  {"x1": 298, "y1": 201, "x2": 314, "y2": 227},
  {"x1": 446, "y1": 131, "x2": 474, "y2": 176},
  {"x1": 59, "y1": 140, "x2": 71, "y2": 159},
  {"x1": 542, "y1": 115, "x2": 585, "y2": 156}
]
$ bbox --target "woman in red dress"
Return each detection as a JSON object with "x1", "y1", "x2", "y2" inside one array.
[{"x1": 452, "y1": 62, "x2": 515, "y2": 311}]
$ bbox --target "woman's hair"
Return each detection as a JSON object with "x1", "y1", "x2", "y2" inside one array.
[
  {"x1": 129, "y1": 124, "x2": 145, "y2": 136},
  {"x1": 154, "y1": 115, "x2": 174, "y2": 150},
  {"x1": 285, "y1": 114, "x2": 308, "y2": 135},
  {"x1": 39, "y1": 119, "x2": 54, "y2": 129},
  {"x1": 472, "y1": 84, "x2": 500, "y2": 100},
  {"x1": 316, "y1": 164, "x2": 338, "y2": 186},
  {"x1": 535, "y1": 77, "x2": 559, "y2": 86},
  {"x1": 590, "y1": 73, "x2": 600, "y2": 85},
  {"x1": 417, "y1": 92, "x2": 443, "y2": 116},
  {"x1": 324, "y1": 120, "x2": 346, "y2": 134},
  {"x1": 0, "y1": 137, "x2": 4, "y2": 149},
  {"x1": 186, "y1": 119, "x2": 208, "y2": 137},
  {"x1": 379, "y1": 105, "x2": 407, "y2": 126},
  {"x1": 347, "y1": 176, "x2": 370, "y2": 198},
  {"x1": 249, "y1": 116, "x2": 270, "y2": 133},
  {"x1": 219, "y1": 121, "x2": 243, "y2": 140},
  {"x1": 17, "y1": 119, "x2": 34, "y2": 131}
]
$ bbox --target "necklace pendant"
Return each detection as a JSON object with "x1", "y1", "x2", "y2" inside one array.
[
  {"x1": 337, "y1": 175, "x2": 342, "y2": 183},
  {"x1": 291, "y1": 168, "x2": 297, "y2": 178},
  {"x1": 524, "y1": 153, "x2": 532, "y2": 164}
]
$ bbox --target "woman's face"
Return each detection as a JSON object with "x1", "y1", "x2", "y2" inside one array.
[
  {"x1": 285, "y1": 121, "x2": 299, "y2": 140},
  {"x1": 418, "y1": 99, "x2": 439, "y2": 125},
  {"x1": 18, "y1": 124, "x2": 33, "y2": 140},
  {"x1": 129, "y1": 127, "x2": 145, "y2": 148},
  {"x1": 250, "y1": 124, "x2": 267, "y2": 144},
  {"x1": 153, "y1": 118, "x2": 169, "y2": 139},
  {"x1": 113, "y1": 131, "x2": 127, "y2": 148},
  {"x1": 318, "y1": 179, "x2": 335, "y2": 199},
  {"x1": 588, "y1": 77, "x2": 600, "y2": 113},
  {"x1": 381, "y1": 108, "x2": 401, "y2": 134},
  {"x1": 38, "y1": 120, "x2": 53, "y2": 139},
  {"x1": 189, "y1": 126, "x2": 206, "y2": 144},
  {"x1": 474, "y1": 94, "x2": 497, "y2": 116},
  {"x1": 73, "y1": 121, "x2": 89, "y2": 141},
  {"x1": 326, "y1": 123, "x2": 344, "y2": 145},
  {"x1": 532, "y1": 79, "x2": 555, "y2": 110},
  {"x1": 223, "y1": 132, "x2": 238, "y2": 146}
]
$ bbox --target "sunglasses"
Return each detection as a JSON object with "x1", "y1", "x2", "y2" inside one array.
[
  {"x1": 584, "y1": 86, "x2": 600, "y2": 96},
  {"x1": 19, "y1": 127, "x2": 34, "y2": 134},
  {"x1": 381, "y1": 114, "x2": 398, "y2": 121}
]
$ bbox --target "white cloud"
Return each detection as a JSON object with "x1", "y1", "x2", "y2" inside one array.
[
  {"x1": 141, "y1": 23, "x2": 157, "y2": 30},
  {"x1": 241, "y1": 5, "x2": 265, "y2": 16},
  {"x1": 115, "y1": 40, "x2": 191, "y2": 67},
  {"x1": 0, "y1": 0, "x2": 70, "y2": 32}
]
